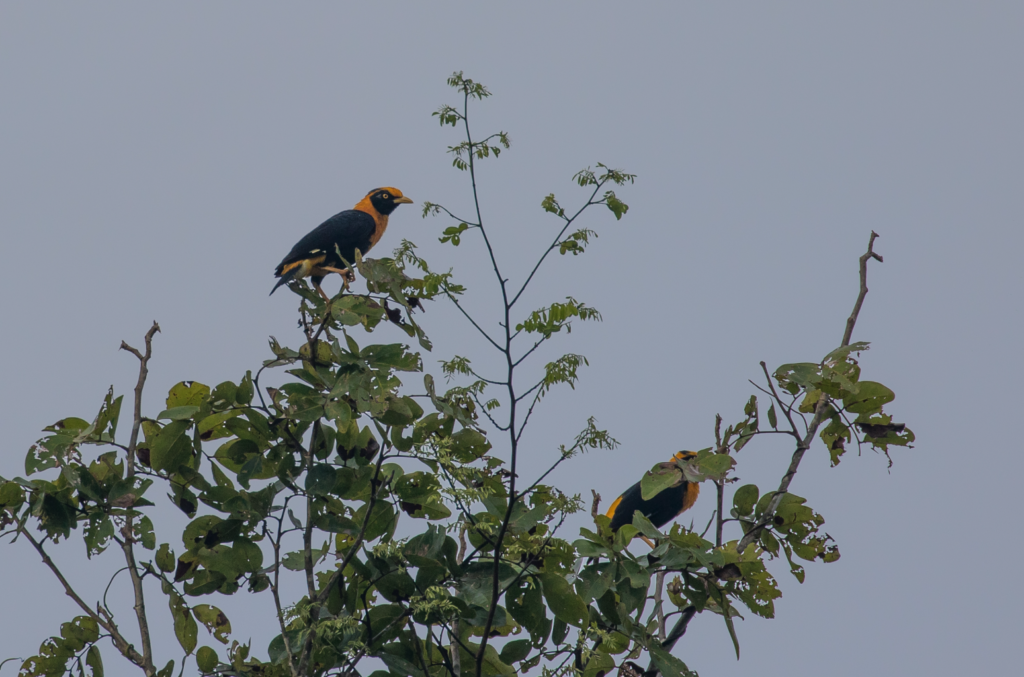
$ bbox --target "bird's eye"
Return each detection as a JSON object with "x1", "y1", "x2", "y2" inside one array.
[{"x1": 381, "y1": 193, "x2": 390, "y2": 200}]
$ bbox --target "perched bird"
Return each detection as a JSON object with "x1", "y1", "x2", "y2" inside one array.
[
  {"x1": 606, "y1": 451, "x2": 700, "y2": 534},
  {"x1": 271, "y1": 187, "x2": 413, "y2": 300}
]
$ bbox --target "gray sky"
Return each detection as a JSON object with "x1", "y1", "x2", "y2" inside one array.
[{"x1": 2, "y1": 3, "x2": 1021, "y2": 675}]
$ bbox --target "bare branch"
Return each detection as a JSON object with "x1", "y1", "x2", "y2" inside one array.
[
  {"x1": 120, "y1": 321, "x2": 160, "y2": 464},
  {"x1": 842, "y1": 231, "x2": 883, "y2": 347},
  {"x1": 118, "y1": 322, "x2": 161, "y2": 676}
]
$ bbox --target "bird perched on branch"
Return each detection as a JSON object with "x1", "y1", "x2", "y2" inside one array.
[
  {"x1": 271, "y1": 187, "x2": 413, "y2": 300},
  {"x1": 606, "y1": 451, "x2": 700, "y2": 535}
]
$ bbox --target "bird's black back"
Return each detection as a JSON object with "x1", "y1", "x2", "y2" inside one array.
[
  {"x1": 608, "y1": 481, "x2": 691, "y2": 531},
  {"x1": 275, "y1": 209, "x2": 377, "y2": 274}
]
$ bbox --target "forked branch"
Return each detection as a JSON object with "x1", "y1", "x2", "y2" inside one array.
[{"x1": 736, "y1": 232, "x2": 883, "y2": 555}]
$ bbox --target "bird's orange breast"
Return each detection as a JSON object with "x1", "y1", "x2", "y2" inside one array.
[{"x1": 352, "y1": 195, "x2": 389, "y2": 249}]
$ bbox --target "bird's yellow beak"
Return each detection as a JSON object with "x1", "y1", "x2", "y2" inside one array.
[{"x1": 393, "y1": 196, "x2": 414, "y2": 205}]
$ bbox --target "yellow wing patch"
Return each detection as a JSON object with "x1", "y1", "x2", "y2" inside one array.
[
  {"x1": 279, "y1": 254, "x2": 327, "y2": 279},
  {"x1": 605, "y1": 495, "x2": 623, "y2": 519}
]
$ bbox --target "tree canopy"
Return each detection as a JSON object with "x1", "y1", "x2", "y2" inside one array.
[{"x1": 0, "y1": 72, "x2": 913, "y2": 677}]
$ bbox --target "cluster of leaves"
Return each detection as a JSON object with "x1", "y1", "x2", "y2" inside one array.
[{"x1": 774, "y1": 343, "x2": 915, "y2": 465}]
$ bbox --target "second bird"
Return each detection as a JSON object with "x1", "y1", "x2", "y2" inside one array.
[{"x1": 271, "y1": 187, "x2": 413, "y2": 300}]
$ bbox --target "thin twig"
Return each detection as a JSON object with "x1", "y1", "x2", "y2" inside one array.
[
  {"x1": 508, "y1": 183, "x2": 606, "y2": 309},
  {"x1": 512, "y1": 337, "x2": 547, "y2": 368},
  {"x1": 842, "y1": 231, "x2": 883, "y2": 347},
  {"x1": 446, "y1": 292, "x2": 504, "y2": 352}
]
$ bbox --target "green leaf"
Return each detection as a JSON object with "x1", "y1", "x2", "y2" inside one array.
[
  {"x1": 439, "y1": 222, "x2": 469, "y2": 246},
  {"x1": 157, "y1": 406, "x2": 200, "y2": 421},
  {"x1": 305, "y1": 464, "x2": 337, "y2": 496},
  {"x1": 281, "y1": 551, "x2": 306, "y2": 571},
  {"x1": 515, "y1": 298, "x2": 601, "y2": 339},
  {"x1": 169, "y1": 593, "x2": 198, "y2": 654},
  {"x1": 86, "y1": 644, "x2": 104, "y2": 677},
  {"x1": 732, "y1": 484, "x2": 759, "y2": 517},
  {"x1": 767, "y1": 404, "x2": 778, "y2": 429},
  {"x1": 506, "y1": 578, "x2": 549, "y2": 642},
  {"x1": 197, "y1": 410, "x2": 242, "y2": 436},
  {"x1": 649, "y1": 644, "x2": 695, "y2": 677},
  {"x1": 156, "y1": 543, "x2": 176, "y2": 573},
  {"x1": 603, "y1": 190, "x2": 629, "y2": 220},
  {"x1": 196, "y1": 646, "x2": 218, "y2": 672},
  {"x1": 235, "y1": 372, "x2": 254, "y2": 405},
  {"x1": 149, "y1": 421, "x2": 192, "y2": 473},
  {"x1": 365, "y1": 604, "x2": 408, "y2": 647},
  {"x1": 774, "y1": 362, "x2": 821, "y2": 394},
  {"x1": 136, "y1": 515, "x2": 156, "y2": 550},
  {"x1": 541, "y1": 193, "x2": 564, "y2": 217},
  {"x1": 631, "y1": 511, "x2": 663, "y2": 540},
  {"x1": 724, "y1": 603, "x2": 741, "y2": 659},
  {"x1": 166, "y1": 381, "x2": 210, "y2": 409},
  {"x1": 0, "y1": 481, "x2": 25, "y2": 508},
  {"x1": 538, "y1": 573, "x2": 588, "y2": 628},
  {"x1": 698, "y1": 452, "x2": 735, "y2": 480},
  {"x1": 641, "y1": 464, "x2": 680, "y2": 501},
  {"x1": 354, "y1": 500, "x2": 397, "y2": 541},
  {"x1": 582, "y1": 652, "x2": 615, "y2": 677},
  {"x1": 93, "y1": 388, "x2": 122, "y2": 441},
  {"x1": 326, "y1": 399, "x2": 352, "y2": 426},
  {"x1": 499, "y1": 638, "x2": 532, "y2": 665},
  {"x1": 843, "y1": 381, "x2": 896, "y2": 414},
  {"x1": 450, "y1": 428, "x2": 491, "y2": 462},
  {"x1": 192, "y1": 605, "x2": 231, "y2": 644},
  {"x1": 551, "y1": 617, "x2": 569, "y2": 645}
]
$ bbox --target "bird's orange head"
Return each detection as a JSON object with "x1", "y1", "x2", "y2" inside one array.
[{"x1": 360, "y1": 187, "x2": 413, "y2": 216}]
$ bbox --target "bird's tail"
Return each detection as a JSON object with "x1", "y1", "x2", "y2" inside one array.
[{"x1": 269, "y1": 267, "x2": 299, "y2": 296}]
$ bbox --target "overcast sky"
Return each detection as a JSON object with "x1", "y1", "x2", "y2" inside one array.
[{"x1": 2, "y1": 3, "x2": 1022, "y2": 675}]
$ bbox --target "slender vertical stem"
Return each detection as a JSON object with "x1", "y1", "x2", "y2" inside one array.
[
  {"x1": 303, "y1": 423, "x2": 318, "y2": 600},
  {"x1": 655, "y1": 571, "x2": 667, "y2": 640},
  {"x1": 467, "y1": 85, "x2": 521, "y2": 677},
  {"x1": 268, "y1": 507, "x2": 300, "y2": 677},
  {"x1": 119, "y1": 322, "x2": 161, "y2": 677},
  {"x1": 842, "y1": 231, "x2": 883, "y2": 347},
  {"x1": 714, "y1": 414, "x2": 724, "y2": 548}
]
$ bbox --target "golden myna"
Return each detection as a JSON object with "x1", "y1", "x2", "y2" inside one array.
[
  {"x1": 271, "y1": 187, "x2": 413, "y2": 300},
  {"x1": 606, "y1": 451, "x2": 700, "y2": 533}
]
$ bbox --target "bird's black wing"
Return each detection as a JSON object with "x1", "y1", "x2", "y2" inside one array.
[
  {"x1": 608, "y1": 481, "x2": 690, "y2": 531},
  {"x1": 275, "y1": 209, "x2": 377, "y2": 274}
]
